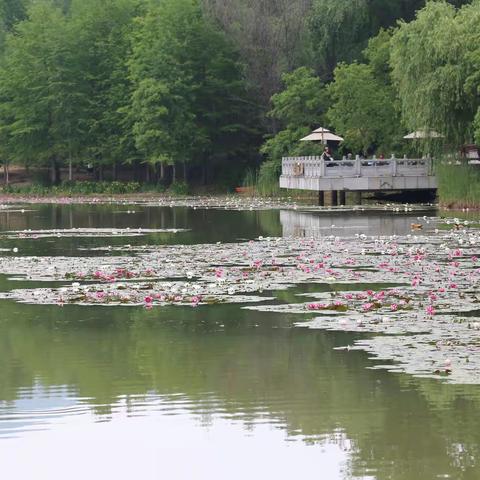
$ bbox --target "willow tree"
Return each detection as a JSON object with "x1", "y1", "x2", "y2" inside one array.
[
  {"x1": 308, "y1": 0, "x2": 426, "y2": 80},
  {"x1": 390, "y1": 0, "x2": 480, "y2": 151}
]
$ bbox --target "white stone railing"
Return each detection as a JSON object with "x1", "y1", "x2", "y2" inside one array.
[{"x1": 282, "y1": 155, "x2": 434, "y2": 178}]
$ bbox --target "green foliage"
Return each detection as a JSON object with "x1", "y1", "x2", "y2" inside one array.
[
  {"x1": 363, "y1": 28, "x2": 394, "y2": 84},
  {"x1": 436, "y1": 163, "x2": 480, "y2": 207},
  {"x1": 308, "y1": 0, "x2": 426, "y2": 79},
  {"x1": 0, "y1": 0, "x2": 478, "y2": 198},
  {"x1": 256, "y1": 159, "x2": 282, "y2": 196},
  {"x1": 202, "y1": 0, "x2": 313, "y2": 109},
  {"x1": 1, "y1": 180, "x2": 142, "y2": 195},
  {"x1": 261, "y1": 67, "x2": 328, "y2": 162},
  {"x1": 268, "y1": 67, "x2": 327, "y2": 127},
  {"x1": 0, "y1": 0, "x2": 257, "y2": 188},
  {"x1": 0, "y1": 2, "x2": 88, "y2": 166},
  {"x1": 0, "y1": 0, "x2": 139, "y2": 183},
  {"x1": 390, "y1": 0, "x2": 480, "y2": 150},
  {"x1": 0, "y1": 0, "x2": 29, "y2": 33},
  {"x1": 241, "y1": 168, "x2": 257, "y2": 189},
  {"x1": 128, "y1": 0, "x2": 256, "y2": 177},
  {"x1": 168, "y1": 180, "x2": 189, "y2": 196},
  {"x1": 309, "y1": 0, "x2": 370, "y2": 78},
  {"x1": 69, "y1": 0, "x2": 140, "y2": 169},
  {"x1": 327, "y1": 62, "x2": 400, "y2": 154}
]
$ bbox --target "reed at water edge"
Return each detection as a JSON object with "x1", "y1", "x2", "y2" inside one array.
[{"x1": 436, "y1": 163, "x2": 480, "y2": 208}]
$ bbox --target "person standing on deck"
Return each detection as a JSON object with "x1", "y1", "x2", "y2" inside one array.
[{"x1": 321, "y1": 146, "x2": 333, "y2": 162}]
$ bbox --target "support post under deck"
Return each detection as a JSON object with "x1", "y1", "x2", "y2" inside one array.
[
  {"x1": 318, "y1": 191, "x2": 325, "y2": 206},
  {"x1": 338, "y1": 191, "x2": 346, "y2": 206},
  {"x1": 331, "y1": 190, "x2": 338, "y2": 206}
]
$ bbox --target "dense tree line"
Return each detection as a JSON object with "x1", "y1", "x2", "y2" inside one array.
[
  {"x1": 0, "y1": 0, "x2": 258, "y2": 186},
  {"x1": 261, "y1": 0, "x2": 478, "y2": 180},
  {"x1": 0, "y1": 0, "x2": 476, "y2": 189}
]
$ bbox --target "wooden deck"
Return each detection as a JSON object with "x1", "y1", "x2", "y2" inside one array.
[{"x1": 280, "y1": 156, "x2": 437, "y2": 196}]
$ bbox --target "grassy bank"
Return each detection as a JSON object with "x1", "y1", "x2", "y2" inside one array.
[
  {"x1": 0, "y1": 180, "x2": 192, "y2": 196},
  {"x1": 437, "y1": 163, "x2": 480, "y2": 209}
]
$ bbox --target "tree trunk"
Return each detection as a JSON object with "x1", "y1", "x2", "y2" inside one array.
[
  {"x1": 50, "y1": 158, "x2": 61, "y2": 185},
  {"x1": 98, "y1": 165, "x2": 104, "y2": 182},
  {"x1": 172, "y1": 163, "x2": 176, "y2": 183},
  {"x1": 68, "y1": 157, "x2": 73, "y2": 181},
  {"x1": 3, "y1": 162, "x2": 9, "y2": 185},
  {"x1": 112, "y1": 161, "x2": 117, "y2": 181},
  {"x1": 183, "y1": 162, "x2": 187, "y2": 182},
  {"x1": 160, "y1": 163, "x2": 165, "y2": 181},
  {"x1": 145, "y1": 163, "x2": 151, "y2": 183}
]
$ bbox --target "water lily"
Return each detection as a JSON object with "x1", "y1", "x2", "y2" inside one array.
[{"x1": 362, "y1": 302, "x2": 374, "y2": 312}]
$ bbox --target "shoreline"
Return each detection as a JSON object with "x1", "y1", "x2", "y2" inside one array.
[
  {"x1": 440, "y1": 201, "x2": 480, "y2": 211},
  {"x1": 2, "y1": 192, "x2": 480, "y2": 213}
]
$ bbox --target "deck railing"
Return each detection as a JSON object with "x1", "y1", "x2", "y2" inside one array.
[{"x1": 282, "y1": 155, "x2": 433, "y2": 178}]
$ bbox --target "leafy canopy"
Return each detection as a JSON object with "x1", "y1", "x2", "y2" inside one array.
[
  {"x1": 261, "y1": 67, "x2": 328, "y2": 161},
  {"x1": 128, "y1": 0, "x2": 254, "y2": 168},
  {"x1": 390, "y1": 0, "x2": 480, "y2": 148},
  {"x1": 327, "y1": 62, "x2": 399, "y2": 154}
]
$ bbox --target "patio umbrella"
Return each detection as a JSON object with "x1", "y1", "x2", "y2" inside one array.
[
  {"x1": 403, "y1": 130, "x2": 444, "y2": 139},
  {"x1": 300, "y1": 127, "x2": 344, "y2": 143}
]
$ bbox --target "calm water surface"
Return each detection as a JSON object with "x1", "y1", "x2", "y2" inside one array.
[{"x1": 0, "y1": 204, "x2": 480, "y2": 480}]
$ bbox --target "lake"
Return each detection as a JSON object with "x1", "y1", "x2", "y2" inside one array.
[{"x1": 0, "y1": 202, "x2": 479, "y2": 480}]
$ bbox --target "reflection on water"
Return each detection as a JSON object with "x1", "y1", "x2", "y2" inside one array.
[
  {"x1": 0, "y1": 204, "x2": 480, "y2": 480},
  {"x1": 280, "y1": 209, "x2": 436, "y2": 237},
  {"x1": 0, "y1": 400, "x2": 350, "y2": 480},
  {"x1": 0, "y1": 204, "x2": 282, "y2": 256}
]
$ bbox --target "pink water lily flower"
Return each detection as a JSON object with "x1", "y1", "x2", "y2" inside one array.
[
  {"x1": 362, "y1": 302, "x2": 374, "y2": 312},
  {"x1": 307, "y1": 303, "x2": 327, "y2": 310},
  {"x1": 191, "y1": 296, "x2": 201, "y2": 307}
]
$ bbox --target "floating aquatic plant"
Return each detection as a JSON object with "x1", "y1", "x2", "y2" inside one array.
[{"x1": 0, "y1": 211, "x2": 479, "y2": 383}]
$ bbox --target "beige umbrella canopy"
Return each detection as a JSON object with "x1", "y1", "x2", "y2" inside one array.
[
  {"x1": 300, "y1": 127, "x2": 344, "y2": 143},
  {"x1": 403, "y1": 130, "x2": 444, "y2": 139}
]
